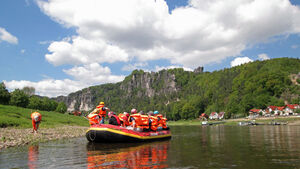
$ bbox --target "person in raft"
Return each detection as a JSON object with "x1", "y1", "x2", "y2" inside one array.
[
  {"x1": 153, "y1": 110, "x2": 169, "y2": 131},
  {"x1": 108, "y1": 112, "x2": 121, "y2": 126},
  {"x1": 118, "y1": 112, "x2": 130, "y2": 127},
  {"x1": 91, "y1": 101, "x2": 110, "y2": 124},
  {"x1": 129, "y1": 108, "x2": 141, "y2": 131},
  {"x1": 31, "y1": 112, "x2": 42, "y2": 133}
]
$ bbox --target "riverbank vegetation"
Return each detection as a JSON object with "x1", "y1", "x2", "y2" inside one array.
[
  {"x1": 168, "y1": 116, "x2": 300, "y2": 126},
  {"x1": 0, "y1": 84, "x2": 68, "y2": 113},
  {"x1": 0, "y1": 105, "x2": 89, "y2": 128}
]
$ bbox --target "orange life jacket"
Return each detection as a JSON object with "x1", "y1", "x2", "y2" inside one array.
[
  {"x1": 118, "y1": 114, "x2": 130, "y2": 126},
  {"x1": 87, "y1": 113, "x2": 100, "y2": 125},
  {"x1": 156, "y1": 114, "x2": 164, "y2": 128},
  {"x1": 162, "y1": 117, "x2": 168, "y2": 129},
  {"x1": 139, "y1": 115, "x2": 149, "y2": 129},
  {"x1": 96, "y1": 105, "x2": 107, "y2": 117},
  {"x1": 149, "y1": 116, "x2": 158, "y2": 131},
  {"x1": 31, "y1": 112, "x2": 41, "y2": 122},
  {"x1": 129, "y1": 114, "x2": 141, "y2": 128}
]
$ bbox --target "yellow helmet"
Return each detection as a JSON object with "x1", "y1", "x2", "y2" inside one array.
[{"x1": 99, "y1": 101, "x2": 105, "y2": 105}]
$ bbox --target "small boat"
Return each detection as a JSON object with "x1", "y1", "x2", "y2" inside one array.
[{"x1": 86, "y1": 124, "x2": 171, "y2": 142}]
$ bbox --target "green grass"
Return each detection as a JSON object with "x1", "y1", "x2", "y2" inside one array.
[{"x1": 0, "y1": 104, "x2": 89, "y2": 128}]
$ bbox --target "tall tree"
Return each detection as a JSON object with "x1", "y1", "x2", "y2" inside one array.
[
  {"x1": 10, "y1": 89, "x2": 29, "y2": 108},
  {"x1": 56, "y1": 102, "x2": 67, "y2": 113},
  {"x1": 22, "y1": 86, "x2": 35, "y2": 96},
  {"x1": 0, "y1": 82, "x2": 10, "y2": 105}
]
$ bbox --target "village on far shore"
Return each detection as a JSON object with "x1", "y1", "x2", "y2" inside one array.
[{"x1": 200, "y1": 104, "x2": 300, "y2": 121}]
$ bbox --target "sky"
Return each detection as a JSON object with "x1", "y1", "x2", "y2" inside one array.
[{"x1": 1, "y1": 0, "x2": 300, "y2": 97}]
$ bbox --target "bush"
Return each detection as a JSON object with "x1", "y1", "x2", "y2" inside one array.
[{"x1": 9, "y1": 89, "x2": 29, "y2": 108}]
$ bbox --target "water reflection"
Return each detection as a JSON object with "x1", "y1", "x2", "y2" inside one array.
[
  {"x1": 28, "y1": 145, "x2": 39, "y2": 169},
  {"x1": 86, "y1": 141, "x2": 169, "y2": 169}
]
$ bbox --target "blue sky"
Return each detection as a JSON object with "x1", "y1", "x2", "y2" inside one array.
[{"x1": 0, "y1": 0, "x2": 300, "y2": 97}]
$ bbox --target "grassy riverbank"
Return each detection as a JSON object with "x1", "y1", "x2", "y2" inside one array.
[
  {"x1": 0, "y1": 104, "x2": 89, "y2": 149},
  {"x1": 0, "y1": 105, "x2": 89, "y2": 128}
]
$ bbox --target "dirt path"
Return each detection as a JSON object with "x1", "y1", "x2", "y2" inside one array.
[{"x1": 0, "y1": 126, "x2": 88, "y2": 149}]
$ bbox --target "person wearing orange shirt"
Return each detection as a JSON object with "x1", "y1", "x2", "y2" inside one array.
[
  {"x1": 31, "y1": 112, "x2": 42, "y2": 133},
  {"x1": 91, "y1": 101, "x2": 110, "y2": 124}
]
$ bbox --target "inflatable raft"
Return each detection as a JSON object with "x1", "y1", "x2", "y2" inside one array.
[{"x1": 86, "y1": 124, "x2": 171, "y2": 142}]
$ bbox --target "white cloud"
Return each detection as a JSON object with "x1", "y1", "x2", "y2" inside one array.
[
  {"x1": 121, "y1": 62, "x2": 148, "y2": 71},
  {"x1": 5, "y1": 63, "x2": 125, "y2": 97},
  {"x1": 291, "y1": 44, "x2": 298, "y2": 49},
  {"x1": 258, "y1": 53, "x2": 270, "y2": 60},
  {"x1": 0, "y1": 27, "x2": 18, "y2": 44},
  {"x1": 4, "y1": 79, "x2": 82, "y2": 97},
  {"x1": 63, "y1": 63, "x2": 125, "y2": 84},
  {"x1": 37, "y1": 0, "x2": 300, "y2": 68},
  {"x1": 21, "y1": 49, "x2": 25, "y2": 54},
  {"x1": 45, "y1": 36, "x2": 129, "y2": 66},
  {"x1": 231, "y1": 57, "x2": 253, "y2": 67},
  {"x1": 155, "y1": 65, "x2": 193, "y2": 72}
]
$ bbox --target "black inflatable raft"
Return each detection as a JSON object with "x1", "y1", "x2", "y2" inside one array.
[{"x1": 86, "y1": 124, "x2": 171, "y2": 142}]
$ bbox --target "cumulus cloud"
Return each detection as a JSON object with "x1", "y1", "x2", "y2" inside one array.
[
  {"x1": 63, "y1": 63, "x2": 125, "y2": 84},
  {"x1": 258, "y1": 53, "x2": 270, "y2": 60},
  {"x1": 4, "y1": 79, "x2": 82, "y2": 97},
  {"x1": 122, "y1": 62, "x2": 148, "y2": 71},
  {"x1": 0, "y1": 27, "x2": 18, "y2": 44},
  {"x1": 5, "y1": 63, "x2": 125, "y2": 97},
  {"x1": 37, "y1": 0, "x2": 300, "y2": 68},
  {"x1": 155, "y1": 65, "x2": 193, "y2": 72},
  {"x1": 231, "y1": 57, "x2": 253, "y2": 67}
]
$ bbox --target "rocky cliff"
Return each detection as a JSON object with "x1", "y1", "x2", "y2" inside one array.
[{"x1": 54, "y1": 67, "x2": 203, "y2": 112}]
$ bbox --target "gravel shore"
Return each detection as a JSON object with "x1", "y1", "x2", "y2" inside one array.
[{"x1": 0, "y1": 126, "x2": 88, "y2": 149}]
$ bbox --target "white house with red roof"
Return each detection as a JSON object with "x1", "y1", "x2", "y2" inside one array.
[
  {"x1": 209, "y1": 112, "x2": 219, "y2": 120},
  {"x1": 284, "y1": 104, "x2": 300, "y2": 115},
  {"x1": 249, "y1": 109, "x2": 262, "y2": 118},
  {"x1": 218, "y1": 112, "x2": 225, "y2": 120}
]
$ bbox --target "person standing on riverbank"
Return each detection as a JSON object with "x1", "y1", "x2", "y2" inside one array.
[{"x1": 31, "y1": 112, "x2": 42, "y2": 133}]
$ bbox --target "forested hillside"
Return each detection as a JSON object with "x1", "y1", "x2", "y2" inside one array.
[{"x1": 56, "y1": 58, "x2": 300, "y2": 120}]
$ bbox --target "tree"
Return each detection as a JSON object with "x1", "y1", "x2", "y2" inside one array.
[
  {"x1": 56, "y1": 102, "x2": 67, "y2": 113},
  {"x1": 22, "y1": 86, "x2": 35, "y2": 96},
  {"x1": 0, "y1": 82, "x2": 10, "y2": 105},
  {"x1": 10, "y1": 89, "x2": 29, "y2": 107},
  {"x1": 27, "y1": 96, "x2": 42, "y2": 109}
]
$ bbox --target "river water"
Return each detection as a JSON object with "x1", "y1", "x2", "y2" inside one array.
[{"x1": 1, "y1": 125, "x2": 300, "y2": 169}]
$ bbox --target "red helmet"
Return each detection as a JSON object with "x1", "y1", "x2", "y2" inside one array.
[{"x1": 131, "y1": 108, "x2": 137, "y2": 114}]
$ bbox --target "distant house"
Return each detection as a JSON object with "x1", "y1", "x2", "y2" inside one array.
[
  {"x1": 200, "y1": 113, "x2": 209, "y2": 120},
  {"x1": 249, "y1": 109, "x2": 261, "y2": 118},
  {"x1": 218, "y1": 112, "x2": 225, "y2": 120},
  {"x1": 276, "y1": 106, "x2": 285, "y2": 116},
  {"x1": 209, "y1": 112, "x2": 219, "y2": 120},
  {"x1": 284, "y1": 104, "x2": 298, "y2": 115},
  {"x1": 266, "y1": 106, "x2": 277, "y2": 114}
]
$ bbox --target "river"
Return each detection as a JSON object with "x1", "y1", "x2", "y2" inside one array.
[{"x1": 1, "y1": 125, "x2": 300, "y2": 169}]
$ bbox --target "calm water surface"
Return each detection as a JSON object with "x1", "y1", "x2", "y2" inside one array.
[{"x1": 1, "y1": 125, "x2": 300, "y2": 169}]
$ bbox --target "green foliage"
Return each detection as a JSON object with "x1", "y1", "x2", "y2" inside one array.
[
  {"x1": 0, "y1": 105, "x2": 88, "y2": 128},
  {"x1": 0, "y1": 82, "x2": 10, "y2": 105},
  {"x1": 22, "y1": 86, "x2": 35, "y2": 96},
  {"x1": 56, "y1": 102, "x2": 67, "y2": 113},
  {"x1": 297, "y1": 78, "x2": 300, "y2": 84},
  {"x1": 9, "y1": 89, "x2": 29, "y2": 108}
]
